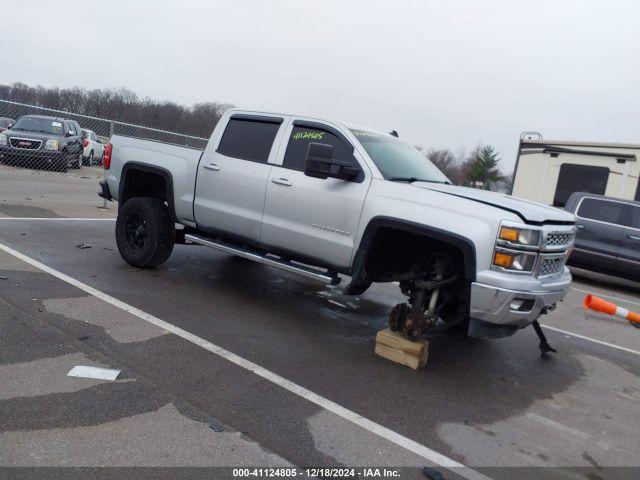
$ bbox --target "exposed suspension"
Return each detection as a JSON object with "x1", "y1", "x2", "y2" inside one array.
[{"x1": 389, "y1": 253, "x2": 458, "y2": 338}]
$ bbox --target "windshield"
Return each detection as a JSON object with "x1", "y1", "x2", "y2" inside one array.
[
  {"x1": 352, "y1": 129, "x2": 450, "y2": 183},
  {"x1": 12, "y1": 117, "x2": 64, "y2": 135}
]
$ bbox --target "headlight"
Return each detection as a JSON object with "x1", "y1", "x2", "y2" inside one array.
[
  {"x1": 44, "y1": 139, "x2": 59, "y2": 150},
  {"x1": 497, "y1": 223, "x2": 541, "y2": 248},
  {"x1": 0, "y1": 133, "x2": 6, "y2": 145},
  {"x1": 493, "y1": 248, "x2": 537, "y2": 273}
]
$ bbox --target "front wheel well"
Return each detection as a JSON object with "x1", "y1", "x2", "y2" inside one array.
[
  {"x1": 363, "y1": 227, "x2": 469, "y2": 283},
  {"x1": 345, "y1": 219, "x2": 476, "y2": 295},
  {"x1": 347, "y1": 223, "x2": 476, "y2": 332}
]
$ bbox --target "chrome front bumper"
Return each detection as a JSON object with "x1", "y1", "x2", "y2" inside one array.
[{"x1": 470, "y1": 267, "x2": 571, "y2": 329}]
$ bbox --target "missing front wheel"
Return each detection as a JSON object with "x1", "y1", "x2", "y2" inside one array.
[{"x1": 388, "y1": 253, "x2": 459, "y2": 338}]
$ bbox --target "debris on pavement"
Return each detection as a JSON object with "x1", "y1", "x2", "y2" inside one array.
[
  {"x1": 75, "y1": 243, "x2": 92, "y2": 249},
  {"x1": 209, "y1": 422, "x2": 225, "y2": 432},
  {"x1": 422, "y1": 467, "x2": 445, "y2": 480},
  {"x1": 67, "y1": 365, "x2": 121, "y2": 381}
]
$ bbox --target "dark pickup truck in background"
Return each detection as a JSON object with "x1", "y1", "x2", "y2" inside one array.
[
  {"x1": 0, "y1": 114, "x2": 84, "y2": 172},
  {"x1": 565, "y1": 192, "x2": 640, "y2": 280}
]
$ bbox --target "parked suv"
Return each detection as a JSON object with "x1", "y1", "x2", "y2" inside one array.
[
  {"x1": 0, "y1": 115, "x2": 83, "y2": 172},
  {"x1": 565, "y1": 192, "x2": 640, "y2": 280}
]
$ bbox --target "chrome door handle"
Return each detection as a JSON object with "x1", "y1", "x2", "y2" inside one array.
[
  {"x1": 628, "y1": 234, "x2": 640, "y2": 241},
  {"x1": 203, "y1": 163, "x2": 220, "y2": 171},
  {"x1": 576, "y1": 224, "x2": 584, "y2": 229},
  {"x1": 271, "y1": 177, "x2": 292, "y2": 186}
]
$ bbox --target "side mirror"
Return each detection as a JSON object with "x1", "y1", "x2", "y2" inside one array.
[{"x1": 304, "y1": 142, "x2": 360, "y2": 181}]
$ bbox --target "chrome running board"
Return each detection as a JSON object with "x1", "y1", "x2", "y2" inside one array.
[{"x1": 185, "y1": 234, "x2": 341, "y2": 285}]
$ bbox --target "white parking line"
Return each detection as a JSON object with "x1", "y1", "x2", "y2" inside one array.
[
  {"x1": 0, "y1": 240, "x2": 490, "y2": 480},
  {"x1": 571, "y1": 286, "x2": 640, "y2": 309},
  {"x1": 0, "y1": 217, "x2": 116, "y2": 221},
  {"x1": 541, "y1": 325, "x2": 640, "y2": 357}
]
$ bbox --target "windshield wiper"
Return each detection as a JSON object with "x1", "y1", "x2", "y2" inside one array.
[{"x1": 388, "y1": 177, "x2": 450, "y2": 184}]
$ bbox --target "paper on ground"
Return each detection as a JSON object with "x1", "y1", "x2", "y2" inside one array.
[{"x1": 67, "y1": 365, "x2": 121, "y2": 380}]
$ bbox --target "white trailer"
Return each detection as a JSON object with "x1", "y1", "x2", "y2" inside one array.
[{"x1": 511, "y1": 133, "x2": 640, "y2": 207}]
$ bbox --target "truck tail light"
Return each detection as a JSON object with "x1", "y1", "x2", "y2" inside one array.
[
  {"x1": 104, "y1": 143, "x2": 112, "y2": 170},
  {"x1": 82, "y1": 139, "x2": 89, "y2": 148}
]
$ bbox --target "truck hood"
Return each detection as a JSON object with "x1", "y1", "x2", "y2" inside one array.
[{"x1": 413, "y1": 182, "x2": 575, "y2": 224}]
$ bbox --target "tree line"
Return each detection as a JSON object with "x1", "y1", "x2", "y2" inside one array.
[{"x1": 0, "y1": 82, "x2": 232, "y2": 138}]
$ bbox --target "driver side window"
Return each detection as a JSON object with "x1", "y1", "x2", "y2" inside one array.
[{"x1": 282, "y1": 126, "x2": 358, "y2": 172}]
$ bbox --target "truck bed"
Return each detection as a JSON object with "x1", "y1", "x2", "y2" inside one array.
[{"x1": 104, "y1": 134, "x2": 206, "y2": 223}]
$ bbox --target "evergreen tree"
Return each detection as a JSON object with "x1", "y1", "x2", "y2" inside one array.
[{"x1": 464, "y1": 145, "x2": 504, "y2": 188}]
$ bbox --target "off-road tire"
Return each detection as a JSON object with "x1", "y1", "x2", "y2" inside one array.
[{"x1": 116, "y1": 197, "x2": 174, "y2": 268}]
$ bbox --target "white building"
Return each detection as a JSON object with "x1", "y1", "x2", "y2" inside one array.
[{"x1": 511, "y1": 133, "x2": 640, "y2": 207}]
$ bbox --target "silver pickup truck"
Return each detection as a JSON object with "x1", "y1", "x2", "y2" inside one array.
[{"x1": 100, "y1": 109, "x2": 576, "y2": 348}]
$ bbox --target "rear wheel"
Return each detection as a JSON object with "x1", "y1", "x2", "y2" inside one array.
[
  {"x1": 116, "y1": 197, "x2": 174, "y2": 268},
  {"x1": 82, "y1": 151, "x2": 93, "y2": 166}
]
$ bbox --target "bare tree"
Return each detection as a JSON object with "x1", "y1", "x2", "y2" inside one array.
[{"x1": 425, "y1": 148, "x2": 460, "y2": 183}]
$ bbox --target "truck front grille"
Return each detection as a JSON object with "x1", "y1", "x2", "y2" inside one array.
[
  {"x1": 9, "y1": 138, "x2": 42, "y2": 150},
  {"x1": 538, "y1": 256, "x2": 565, "y2": 277},
  {"x1": 545, "y1": 231, "x2": 575, "y2": 249}
]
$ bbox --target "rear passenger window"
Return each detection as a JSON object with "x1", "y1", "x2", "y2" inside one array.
[
  {"x1": 283, "y1": 126, "x2": 357, "y2": 172},
  {"x1": 217, "y1": 118, "x2": 280, "y2": 163},
  {"x1": 577, "y1": 198, "x2": 626, "y2": 225}
]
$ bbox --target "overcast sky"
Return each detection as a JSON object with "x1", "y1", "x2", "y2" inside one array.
[{"x1": 2, "y1": 0, "x2": 639, "y2": 170}]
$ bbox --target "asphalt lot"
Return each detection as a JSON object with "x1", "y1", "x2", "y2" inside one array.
[
  {"x1": 1, "y1": 218, "x2": 639, "y2": 479},
  {"x1": 0, "y1": 165, "x2": 116, "y2": 219}
]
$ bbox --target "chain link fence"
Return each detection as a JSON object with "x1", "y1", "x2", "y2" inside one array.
[{"x1": 0, "y1": 99, "x2": 207, "y2": 217}]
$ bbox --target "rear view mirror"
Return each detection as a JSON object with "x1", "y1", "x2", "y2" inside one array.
[{"x1": 304, "y1": 142, "x2": 360, "y2": 181}]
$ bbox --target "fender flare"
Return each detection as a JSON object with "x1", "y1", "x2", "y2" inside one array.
[
  {"x1": 345, "y1": 216, "x2": 477, "y2": 295},
  {"x1": 120, "y1": 162, "x2": 176, "y2": 220}
]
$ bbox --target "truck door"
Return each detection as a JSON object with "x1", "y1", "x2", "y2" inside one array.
[
  {"x1": 64, "y1": 121, "x2": 82, "y2": 159},
  {"x1": 261, "y1": 122, "x2": 370, "y2": 270},
  {"x1": 619, "y1": 203, "x2": 640, "y2": 276},
  {"x1": 573, "y1": 197, "x2": 625, "y2": 271},
  {"x1": 193, "y1": 115, "x2": 283, "y2": 242}
]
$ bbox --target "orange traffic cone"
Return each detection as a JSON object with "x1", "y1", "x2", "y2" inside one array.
[{"x1": 584, "y1": 294, "x2": 640, "y2": 327}]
